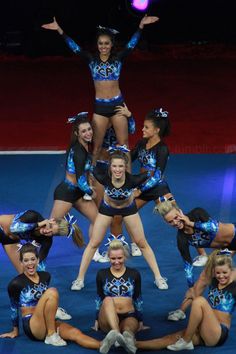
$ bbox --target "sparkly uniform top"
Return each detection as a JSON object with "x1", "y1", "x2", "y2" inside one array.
[
  {"x1": 208, "y1": 277, "x2": 236, "y2": 314},
  {"x1": 63, "y1": 29, "x2": 142, "y2": 81},
  {"x1": 66, "y1": 141, "x2": 92, "y2": 195},
  {"x1": 95, "y1": 267, "x2": 143, "y2": 320},
  {"x1": 8, "y1": 272, "x2": 50, "y2": 327}
]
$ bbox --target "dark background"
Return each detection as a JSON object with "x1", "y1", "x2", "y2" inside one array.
[{"x1": 0, "y1": 0, "x2": 236, "y2": 56}]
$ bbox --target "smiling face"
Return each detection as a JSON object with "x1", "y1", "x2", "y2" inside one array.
[
  {"x1": 214, "y1": 264, "x2": 232, "y2": 287},
  {"x1": 142, "y1": 120, "x2": 159, "y2": 139},
  {"x1": 109, "y1": 249, "x2": 126, "y2": 271},
  {"x1": 110, "y1": 158, "x2": 126, "y2": 180},
  {"x1": 97, "y1": 35, "x2": 113, "y2": 56},
  {"x1": 22, "y1": 252, "x2": 39, "y2": 276},
  {"x1": 164, "y1": 208, "x2": 185, "y2": 229},
  {"x1": 77, "y1": 122, "x2": 93, "y2": 143}
]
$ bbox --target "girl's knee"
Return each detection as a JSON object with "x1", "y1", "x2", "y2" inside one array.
[
  {"x1": 135, "y1": 239, "x2": 148, "y2": 249},
  {"x1": 45, "y1": 287, "x2": 59, "y2": 300},
  {"x1": 192, "y1": 296, "x2": 206, "y2": 306},
  {"x1": 102, "y1": 297, "x2": 114, "y2": 307},
  {"x1": 89, "y1": 239, "x2": 101, "y2": 249}
]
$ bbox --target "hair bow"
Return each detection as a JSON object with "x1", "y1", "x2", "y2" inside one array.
[
  {"x1": 154, "y1": 108, "x2": 169, "y2": 118},
  {"x1": 97, "y1": 25, "x2": 119, "y2": 35},
  {"x1": 105, "y1": 233, "x2": 129, "y2": 247},
  {"x1": 107, "y1": 144, "x2": 130, "y2": 154},
  {"x1": 17, "y1": 239, "x2": 40, "y2": 252},
  {"x1": 217, "y1": 249, "x2": 232, "y2": 256},
  {"x1": 64, "y1": 213, "x2": 77, "y2": 238},
  {"x1": 67, "y1": 112, "x2": 88, "y2": 124}
]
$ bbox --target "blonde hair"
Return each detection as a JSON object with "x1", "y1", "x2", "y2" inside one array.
[
  {"x1": 55, "y1": 219, "x2": 85, "y2": 248},
  {"x1": 204, "y1": 250, "x2": 233, "y2": 280},
  {"x1": 154, "y1": 200, "x2": 179, "y2": 216},
  {"x1": 107, "y1": 239, "x2": 129, "y2": 258}
]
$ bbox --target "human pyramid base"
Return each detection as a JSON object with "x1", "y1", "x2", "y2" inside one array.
[{"x1": 1, "y1": 10, "x2": 236, "y2": 354}]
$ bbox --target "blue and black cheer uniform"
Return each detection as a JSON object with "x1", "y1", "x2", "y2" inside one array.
[
  {"x1": 54, "y1": 141, "x2": 92, "y2": 203},
  {"x1": 62, "y1": 29, "x2": 142, "y2": 117},
  {"x1": 177, "y1": 207, "x2": 236, "y2": 287},
  {"x1": 205, "y1": 277, "x2": 236, "y2": 346},
  {"x1": 92, "y1": 165, "x2": 151, "y2": 217},
  {"x1": 8, "y1": 271, "x2": 50, "y2": 340},
  {"x1": 131, "y1": 139, "x2": 173, "y2": 202},
  {"x1": 189, "y1": 220, "x2": 236, "y2": 250},
  {"x1": 177, "y1": 208, "x2": 211, "y2": 288},
  {"x1": 95, "y1": 267, "x2": 143, "y2": 322},
  {"x1": 1, "y1": 210, "x2": 52, "y2": 270}
]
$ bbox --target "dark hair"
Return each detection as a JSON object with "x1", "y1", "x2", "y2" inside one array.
[
  {"x1": 19, "y1": 243, "x2": 39, "y2": 261},
  {"x1": 69, "y1": 116, "x2": 92, "y2": 147},
  {"x1": 145, "y1": 108, "x2": 170, "y2": 138},
  {"x1": 109, "y1": 151, "x2": 129, "y2": 165},
  {"x1": 96, "y1": 28, "x2": 116, "y2": 46},
  {"x1": 187, "y1": 207, "x2": 211, "y2": 222}
]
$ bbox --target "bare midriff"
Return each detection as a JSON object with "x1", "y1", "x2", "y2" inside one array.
[
  {"x1": 94, "y1": 80, "x2": 121, "y2": 99},
  {"x1": 104, "y1": 195, "x2": 134, "y2": 209},
  {"x1": 112, "y1": 297, "x2": 135, "y2": 314},
  {"x1": 210, "y1": 223, "x2": 235, "y2": 248},
  {"x1": 21, "y1": 306, "x2": 36, "y2": 317}
]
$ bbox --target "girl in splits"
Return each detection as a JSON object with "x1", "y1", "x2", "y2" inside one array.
[
  {"x1": 71, "y1": 150, "x2": 168, "y2": 291},
  {"x1": 0, "y1": 243, "x2": 123, "y2": 354},
  {"x1": 50, "y1": 112, "x2": 106, "y2": 262},
  {"x1": 42, "y1": 15, "x2": 158, "y2": 164},
  {"x1": 136, "y1": 250, "x2": 236, "y2": 351}
]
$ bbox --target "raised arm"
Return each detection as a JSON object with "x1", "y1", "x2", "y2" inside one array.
[
  {"x1": 117, "y1": 15, "x2": 159, "y2": 60},
  {"x1": 42, "y1": 17, "x2": 92, "y2": 60}
]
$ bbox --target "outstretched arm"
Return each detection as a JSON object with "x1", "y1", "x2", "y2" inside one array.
[
  {"x1": 41, "y1": 17, "x2": 63, "y2": 35},
  {"x1": 42, "y1": 16, "x2": 92, "y2": 60}
]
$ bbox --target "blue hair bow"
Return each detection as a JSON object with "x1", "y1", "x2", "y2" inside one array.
[
  {"x1": 107, "y1": 144, "x2": 130, "y2": 154},
  {"x1": 97, "y1": 25, "x2": 119, "y2": 35},
  {"x1": 67, "y1": 112, "x2": 88, "y2": 124},
  {"x1": 105, "y1": 233, "x2": 129, "y2": 247},
  {"x1": 154, "y1": 108, "x2": 169, "y2": 118},
  {"x1": 217, "y1": 249, "x2": 232, "y2": 256},
  {"x1": 64, "y1": 213, "x2": 77, "y2": 238}
]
